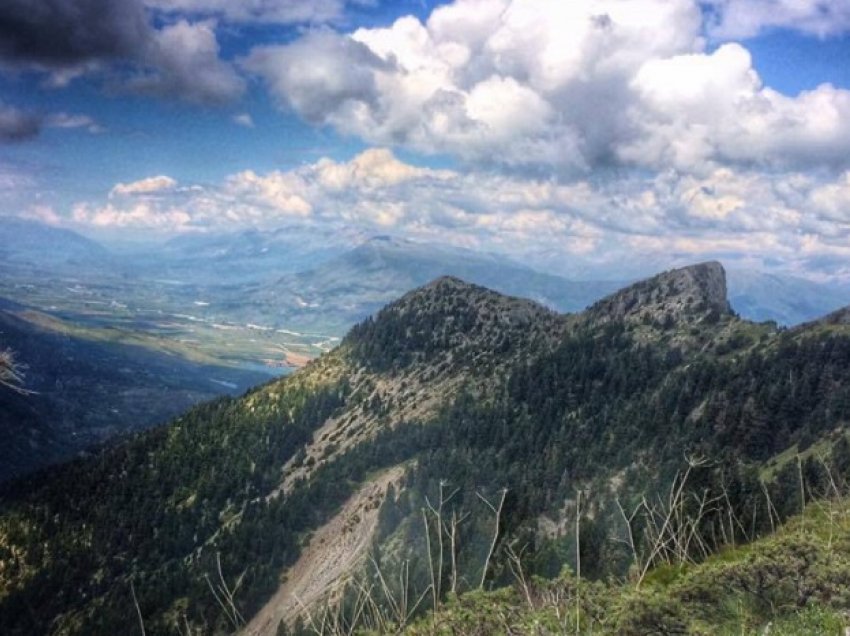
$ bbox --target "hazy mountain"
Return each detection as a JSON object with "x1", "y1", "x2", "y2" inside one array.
[
  {"x1": 0, "y1": 217, "x2": 110, "y2": 268},
  {"x1": 230, "y1": 235, "x2": 850, "y2": 332},
  {"x1": 130, "y1": 225, "x2": 366, "y2": 285},
  {"x1": 238, "y1": 236, "x2": 625, "y2": 332},
  {"x1": 0, "y1": 301, "x2": 267, "y2": 482},
  {"x1": 726, "y1": 268, "x2": 850, "y2": 326},
  {"x1": 2, "y1": 263, "x2": 850, "y2": 635},
  {"x1": 2, "y1": 220, "x2": 847, "y2": 335}
]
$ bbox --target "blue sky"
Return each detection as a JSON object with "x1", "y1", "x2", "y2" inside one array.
[{"x1": 2, "y1": 0, "x2": 850, "y2": 280}]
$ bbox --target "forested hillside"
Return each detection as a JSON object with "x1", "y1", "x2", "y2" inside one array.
[
  {"x1": 0, "y1": 303, "x2": 267, "y2": 482},
  {"x1": 2, "y1": 262, "x2": 850, "y2": 635}
]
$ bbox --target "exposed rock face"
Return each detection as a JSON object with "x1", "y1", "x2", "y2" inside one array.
[{"x1": 586, "y1": 261, "x2": 731, "y2": 326}]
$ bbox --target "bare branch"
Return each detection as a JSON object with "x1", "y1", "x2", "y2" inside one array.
[
  {"x1": 130, "y1": 580, "x2": 146, "y2": 636},
  {"x1": 0, "y1": 348, "x2": 35, "y2": 395},
  {"x1": 477, "y1": 488, "x2": 507, "y2": 589}
]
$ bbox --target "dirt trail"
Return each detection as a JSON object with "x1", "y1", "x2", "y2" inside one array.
[{"x1": 242, "y1": 466, "x2": 404, "y2": 636}]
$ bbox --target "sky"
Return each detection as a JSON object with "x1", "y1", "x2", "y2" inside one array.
[{"x1": 1, "y1": 0, "x2": 850, "y2": 280}]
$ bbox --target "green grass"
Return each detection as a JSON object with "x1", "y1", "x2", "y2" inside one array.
[
  {"x1": 404, "y1": 497, "x2": 850, "y2": 635},
  {"x1": 761, "y1": 431, "x2": 849, "y2": 481}
]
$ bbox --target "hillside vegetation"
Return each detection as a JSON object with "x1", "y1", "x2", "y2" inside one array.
[
  {"x1": 1, "y1": 262, "x2": 850, "y2": 635},
  {"x1": 0, "y1": 303, "x2": 268, "y2": 482},
  {"x1": 403, "y1": 495, "x2": 850, "y2": 635}
]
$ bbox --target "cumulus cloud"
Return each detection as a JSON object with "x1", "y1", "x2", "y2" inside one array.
[
  {"x1": 242, "y1": 31, "x2": 391, "y2": 124},
  {"x1": 57, "y1": 148, "x2": 850, "y2": 280},
  {"x1": 808, "y1": 171, "x2": 850, "y2": 222},
  {"x1": 72, "y1": 201, "x2": 192, "y2": 230},
  {"x1": 110, "y1": 175, "x2": 178, "y2": 197},
  {"x1": 624, "y1": 44, "x2": 850, "y2": 170},
  {"x1": 129, "y1": 20, "x2": 245, "y2": 104},
  {"x1": 0, "y1": 104, "x2": 41, "y2": 142},
  {"x1": 704, "y1": 0, "x2": 850, "y2": 40},
  {"x1": 243, "y1": 0, "x2": 850, "y2": 173}
]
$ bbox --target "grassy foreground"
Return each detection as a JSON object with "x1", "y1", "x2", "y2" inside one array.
[{"x1": 402, "y1": 498, "x2": 850, "y2": 635}]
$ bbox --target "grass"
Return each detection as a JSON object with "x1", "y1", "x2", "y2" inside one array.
[
  {"x1": 398, "y1": 496, "x2": 850, "y2": 635},
  {"x1": 760, "y1": 431, "x2": 849, "y2": 482}
]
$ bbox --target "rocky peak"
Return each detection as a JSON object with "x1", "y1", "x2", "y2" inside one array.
[
  {"x1": 387, "y1": 275, "x2": 554, "y2": 323},
  {"x1": 586, "y1": 261, "x2": 732, "y2": 326},
  {"x1": 344, "y1": 276, "x2": 562, "y2": 370}
]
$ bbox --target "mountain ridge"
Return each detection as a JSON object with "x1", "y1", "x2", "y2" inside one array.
[{"x1": 587, "y1": 260, "x2": 731, "y2": 325}]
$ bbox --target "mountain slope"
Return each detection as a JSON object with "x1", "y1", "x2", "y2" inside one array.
[
  {"x1": 0, "y1": 218, "x2": 110, "y2": 269},
  {"x1": 0, "y1": 302, "x2": 267, "y2": 482},
  {"x1": 726, "y1": 268, "x2": 850, "y2": 326},
  {"x1": 1, "y1": 264, "x2": 850, "y2": 635},
  {"x1": 130, "y1": 225, "x2": 363, "y2": 285}
]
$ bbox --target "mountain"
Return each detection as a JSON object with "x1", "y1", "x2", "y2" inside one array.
[
  {"x1": 237, "y1": 236, "x2": 625, "y2": 332},
  {"x1": 129, "y1": 225, "x2": 365, "y2": 285},
  {"x1": 726, "y1": 268, "x2": 850, "y2": 326},
  {"x1": 2, "y1": 263, "x2": 850, "y2": 635},
  {"x1": 0, "y1": 301, "x2": 268, "y2": 482},
  {"x1": 0, "y1": 217, "x2": 111, "y2": 269},
  {"x1": 196, "y1": 235, "x2": 850, "y2": 334},
  {"x1": 586, "y1": 260, "x2": 730, "y2": 325}
]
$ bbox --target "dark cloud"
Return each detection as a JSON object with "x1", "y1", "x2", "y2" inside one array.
[
  {"x1": 0, "y1": 0, "x2": 151, "y2": 67},
  {"x1": 0, "y1": 104, "x2": 41, "y2": 142},
  {"x1": 0, "y1": 1, "x2": 244, "y2": 107}
]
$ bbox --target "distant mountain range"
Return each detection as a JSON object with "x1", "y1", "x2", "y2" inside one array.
[
  {"x1": 236, "y1": 235, "x2": 626, "y2": 332},
  {"x1": 0, "y1": 218, "x2": 111, "y2": 268},
  {"x1": 129, "y1": 225, "x2": 366, "y2": 284},
  {"x1": 3, "y1": 219, "x2": 848, "y2": 330},
  {"x1": 726, "y1": 268, "x2": 850, "y2": 326}
]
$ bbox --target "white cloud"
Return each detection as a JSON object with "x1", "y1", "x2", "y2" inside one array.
[
  {"x1": 110, "y1": 175, "x2": 178, "y2": 197},
  {"x1": 314, "y1": 147, "x2": 453, "y2": 191},
  {"x1": 45, "y1": 112, "x2": 105, "y2": 134},
  {"x1": 243, "y1": 0, "x2": 850, "y2": 173},
  {"x1": 57, "y1": 148, "x2": 850, "y2": 280},
  {"x1": 704, "y1": 0, "x2": 850, "y2": 40},
  {"x1": 242, "y1": 31, "x2": 389, "y2": 124},
  {"x1": 21, "y1": 204, "x2": 64, "y2": 226},
  {"x1": 233, "y1": 113, "x2": 254, "y2": 128},
  {"x1": 225, "y1": 170, "x2": 313, "y2": 217},
  {"x1": 72, "y1": 201, "x2": 192, "y2": 230},
  {"x1": 624, "y1": 44, "x2": 850, "y2": 170},
  {"x1": 808, "y1": 171, "x2": 850, "y2": 222}
]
